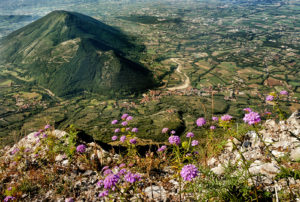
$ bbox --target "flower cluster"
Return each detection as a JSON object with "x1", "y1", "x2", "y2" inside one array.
[
  {"x1": 221, "y1": 114, "x2": 232, "y2": 121},
  {"x1": 157, "y1": 145, "x2": 167, "y2": 152},
  {"x1": 266, "y1": 95, "x2": 274, "y2": 101},
  {"x1": 210, "y1": 125, "x2": 216, "y2": 130},
  {"x1": 243, "y1": 111, "x2": 261, "y2": 125},
  {"x1": 162, "y1": 128, "x2": 169, "y2": 133},
  {"x1": 191, "y1": 140, "x2": 199, "y2": 146},
  {"x1": 124, "y1": 172, "x2": 141, "y2": 183},
  {"x1": 168, "y1": 135, "x2": 181, "y2": 145},
  {"x1": 180, "y1": 164, "x2": 199, "y2": 181},
  {"x1": 212, "y1": 116, "x2": 219, "y2": 121},
  {"x1": 76, "y1": 144, "x2": 86, "y2": 153},
  {"x1": 4, "y1": 196, "x2": 16, "y2": 202},
  {"x1": 280, "y1": 90, "x2": 288, "y2": 95},
  {"x1": 186, "y1": 132, "x2": 194, "y2": 138},
  {"x1": 98, "y1": 165, "x2": 142, "y2": 198},
  {"x1": 243, "y1": 108, "x2": 252, "y2": 113},
  {"x1": 110, "y1": 114, "x2": 138, "y2": 144},
  {"x1": 196, "y1": 117, "x2": 206, "y2": 126},
  {"x1": 103, "y1": 174, "x2": 120, "y2": 189}
]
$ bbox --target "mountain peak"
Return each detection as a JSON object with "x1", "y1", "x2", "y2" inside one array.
[{"x1": 0, "y1": 11, "x2": 155, "y2": 97}]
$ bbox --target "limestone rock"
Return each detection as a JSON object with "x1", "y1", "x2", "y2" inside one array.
[
  {"x1": 211, "y1": 164, "x2": 225, "y2": 175},
  {"x1": 144, "y1": 185, "x2": 167, "y2": 201},
  {"x1": 290, "y1": 147, "x2": 300, "y2": 161}
]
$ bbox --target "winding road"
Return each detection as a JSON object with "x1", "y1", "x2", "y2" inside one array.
[{"x1": 167, "y1": 58, "x2": 191, "y2": 91}]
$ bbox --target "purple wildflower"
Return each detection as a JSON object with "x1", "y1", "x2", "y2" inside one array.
[
  {"x1": 44, "y1": 124, "x2": 51, "y2": 129},
  {"x1": 157, "y1": 145, "x2": 167, "y2": 152},
  {"x1": 118, "y1": 168, "x2": 127, "y2": 176},
  {"x1": 125, "y1": 172, "x2": 141, "y2": 183},
  {"x1": 221, "y1": 114, "x2": 233, "y2": 121},
  {"x1": 168, "y1": 136, "x2": 181, "y2": 145},
  {"x1": 24, "y1": 148, "x2": 31, "y2": 153},
  {"x1": 243, "y1": 111, "x2": 261, "y2": 125},
  {"x1": 42, "y1": 133, "x2": 48, "y2": 138},
  {"x1": 121, "y1": 114, "x2": 129, "y2": 120},
  {"x1": 131, "y1": 128, "x2": 138, "y2": 133},
  {"x1": 126, "y1": 127, "x2": 131, "y2": 131},
  {"x1": 97, "y1": 180, "x2": 103, "y2": 187},
  {"x1": 7, "y1": 187, "x2": 12, "y2": 191},
  {"x1": 10, "y1": 148, "x2": 19, "y2": 155},
  {"x1": 210, "y1": 125, "x2": 216, "y2": 130},
  {"x1": 112, "y1": 135, "x2": 118, "y2": 141},
  {"x1": 98, "y1": 190, "x2": 109, "y2": 198},
  {"x1": 129, "y1": 138, "x2": 137, "y2": 144},
  {"x1": 111, "y1": 120, "x2": 118, "y2": 124},
  {"x1": 191, "y1": 140, "x2": 199, "y2": 146},
  {"x1": 186, "y1": 132, "x2": 194, "y2": 138},
  {"x1": 103, "y1": 169, "x2": 113, "y2": 176},
  {"x1": 171, "y1": 130, "x2": 176, "y2": 134},
  {"x1": 76, "y1": 144, "x2": 86, "y2": 153},
  {"x1": 266, "y1": 95, "x2": 274, "y2": 101},
  {"x1": 212, "y1": 116, "x2": 219, "y2": 121},
  {"x1": 34, "y1": 132, "x2": 41, "y2": 138},
  {"x1": 121, "y1": 121, "x2": 128, "y2": 126},
  {"x1": 119, "y1": 163, "x2": 126, "y2": 168},
  {"x1": 102, "y1": 166, "x2": 109, "y2": 171},
  {"x1": 65, "y1": 198, "x2": 74, "y2": 202},
  {"x1": 4, "y1": 196, "x2": 16, "y2": 202},
  {"x1": 114, "y1": 128, "x2": 120, "y2": 133},
  {"x1": 180, "y1": 164, "x2": 199, "y2": 181},
  {"x1": 196, "y1": 117, "x2": 206, "y2": 126},
  {"x1": 243, "y1": 108, "x2": 252, "y2": 113},
  {"x1": 280, "y1": 90, "x2": 288, "y2": 95},
  {"x1": 162, "y1": 128, "x2": 169, "y2": 133},
  {"x1": 126, "y1": 116, "x2": 133, "y2": 121},
  {"x1": 120, "y1": 135, "x2": 126, "y2": 142},
  {"x1": 103, "y1": 174, "x2": 119, "y2": 189}
]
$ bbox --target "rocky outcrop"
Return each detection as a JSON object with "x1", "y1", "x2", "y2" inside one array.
[
  {"x1": 1, "y1": 111, "x2": 299, "y2": 201},
  {"x1": 209, "y1": 110, "x2": 300, "y2": 193}
]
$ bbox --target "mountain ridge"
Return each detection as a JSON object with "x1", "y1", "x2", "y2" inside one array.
[{"x1": 0, "y1": 10, "x2": 156, "y2": 97}]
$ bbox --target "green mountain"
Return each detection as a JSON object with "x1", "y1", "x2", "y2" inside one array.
[{"x1": 0, "y1": 10, "x2": 155, "y2": 96}]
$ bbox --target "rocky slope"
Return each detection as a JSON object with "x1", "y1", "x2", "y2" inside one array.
[
  {"x1": 0, "y1": 111, "x2": 299, "y2": 201},
  {"x1": 208, "y1": 110, "x2": 300, "y2": 195}
]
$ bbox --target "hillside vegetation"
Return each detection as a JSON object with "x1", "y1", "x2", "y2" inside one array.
[{"x1": 0, "y1": 10, "x2": 156, "y2": 97}]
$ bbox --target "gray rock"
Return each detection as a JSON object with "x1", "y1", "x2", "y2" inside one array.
[
  {"x1": 207, "y1": 157, "x2": 217, "y2": 166},
  {"x1": 290, "y1": 147, "x2": 300, "y2": 161},
  {"x1": 260, "y1": 163, "x2": 280, "y2": 177},
  {"x1": 55, "y1": 154, "x2": 67, "y2": 162},
  {"x1": 62, "y1": 159, "x2": 69, "y2": 167},
  {"x1": 211, "y1": 164, "x2": 225, "y2": 175},
  {"x1": 272, "y1": 150, "x2": 285, "y2": 158},
  {"x1": 83, "y1": 170, "x2": 95, "y2": 177},
  {"x1": 224, "y1": 138, "x2": 240, "y2": 152},
  {"x1": 144, "y1": 185, "x2": 167, "y2": 201}
]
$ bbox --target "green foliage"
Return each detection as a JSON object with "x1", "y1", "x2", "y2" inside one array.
[
  {"x1": 275, "y1": 167, "x2": 300, "y2": 180},
  {"x1": 19, "y1": 179, "x2": 39, "y2": 195},
  {"x1": 188, "y1": 164, "x2": 272, "y2": 201},
  {"x1": 64, "y1": 124, "x2": 78, "y2": 158}
]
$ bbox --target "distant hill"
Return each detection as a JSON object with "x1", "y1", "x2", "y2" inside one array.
[{"x1": 0, "y1": 10, "x2": 156, "y2": 97}]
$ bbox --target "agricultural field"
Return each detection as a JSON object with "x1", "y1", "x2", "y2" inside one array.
[{"x1": 0, "y1": 0, "x2": 299, "y2": 146}]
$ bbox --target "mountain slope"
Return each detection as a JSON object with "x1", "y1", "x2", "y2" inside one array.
[{"x1": 0, "y1": 10, "x2": 155, "y2": 96}]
